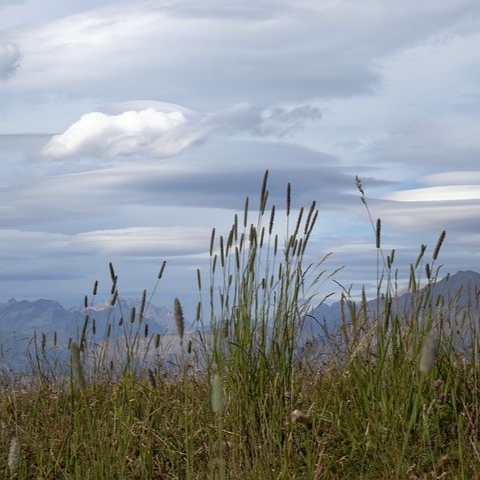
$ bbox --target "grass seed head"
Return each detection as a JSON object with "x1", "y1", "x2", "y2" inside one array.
[
  {"x1": 419, "y1": 333, "x2": 436, "y2": 374},
  {"x1": 174, "y1": 297, "x2": 185, "y2": 341},
  {"x1": 158, "y1": 260, "x2": 166, "y2": 279},
  {"x1": 375, "y1": 218, "x2": 381, "y2": 249},
  {"x1": 70, "y1": 341, "x2": 86, "y2": 390},
  {"x1": 109, "y1": 262, "x2": 115, "y2": 281},
  {"x1": 211, "y1": 373, "x2": 224, "y2": 413},
  {"x1": 139, "y1": 289, "x2": 147, "y2": 324},
  {"x1": 433, "y1": 230, "x2": 446, "y2": 261},
  {"x1": 8, "y1": 436, "x2": 20, "y2": 475}
]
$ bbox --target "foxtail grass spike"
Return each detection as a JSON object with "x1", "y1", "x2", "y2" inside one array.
[
  {"x1": 158, "y1": 260, "x2": 166, "y2": 279},
  {"x1": 8, "y1": 436, "x2": 20, "y2": 475},
  {"x1": 419, "y1": 334, "x2": 436, "y2": 374},
  {"x1": 269, "y1": 205, "x2": 276, "y2": 235},
  {"x1": 304, "y1": 200, "x2": 316, "y2": 234},
  {"x1": 220, "y1": 235, "x2": 225, "y2": 267},
  {"x1": 80, "y1": 315, "x2": 89, "y2": 351},
  {"x1": 243, "y1": 197, "x2": 249, "y2": 228},
  {"x1": 249, "y1": 224, "x2": 257, "y2": 247},
  {"x1": 110, "y1": 276, "x2": 117, "y2": 294},
  {"x1": 286, "y1": 183, "x2": 291, "y2": 216},
  {"x1": 234, "y1": 213, "x2": 238, "y2": 241},
  {"x1": 415, "y1": 244, "x2": 427, "y2": 269},
  {"x1": 426, "y1": 263, "x2": 431, "y2": 280},
  {"x1": 226, "y1": 228, "x2": 234, "y2": 255},
  {"x1": 197, "y1": 269, "x2": 202, "y2": 290},
  {"x1": 306, "y1": 210, "x2": 319, "y2": 237},
  {"x1": 433, "y1": 230, "x2": 446, "y2": 261},
  {"x1": 375, "y1": 218, "x2": 381, "y2": 249},
  {"x1": 70, "y1": 341, "x2": 86, "y2": 390},
  {"x1": 235, "y1": 247, "x2": 240, "y2": 271},
  {"x1": 260, "y1": 169, "x2": 269, "y2": 212},
  {"x1": 297, "y1": 238, "x2": 303, "y2": 256},
  {"x1": 139, "y1": 289, "x2": 147, "y2": 324},
  {"x1": 110, "y1": 290, "x2": 118, "y2": 306},
  {"x1": 262, "y1": 190, "x2": 269, "y2": 214},
  {"x1": 196, "y1": 301, "x2": 201, "y2": 321},
  {"x1": 292, "y1": 207, "x2": 304, "y2": 239},
  {"x1": 109, "y1": 262, "x2": 115, "y2": 282},
  {"x1": 211, "y1": 373, "x2": 225, "y2": 413},
  {"x1": 93, "y1": 280, "x2": 98, "y2": 296},
  {"x1": 210, "y1": 228, "x2": 216, "y2": 257},
  {"x1": 174, "y1": 297, "x2": 185, "y2": 342},
  {"x1": 239, "y1": 232, "x2": 245, "y2": 252}
]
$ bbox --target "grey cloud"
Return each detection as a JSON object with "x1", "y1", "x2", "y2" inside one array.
[
  {"x1": 1, "y1": 0, "x2": 480, "y2": 138},
  {"x1": 0, "y1": 140, "x2": 387, "y2": 228},
  {"x1": 245, "y1": 105, "x2": 322, "y2": 138},
  {"x1": 356, "y1": 198, "x2": 480, "y2": 234},
  {"x1": 9, "y1": 0, "x2": 480, "y2": 108},
  {"x1": 366, "y1": 113, "x2": 480, "y2": 168},
  {"x1": 0, "y1": 41, "x2": 20, "y2": 79}
]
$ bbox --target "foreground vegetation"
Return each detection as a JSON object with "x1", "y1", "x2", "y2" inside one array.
[{"x1": 1, "y1": 173, "x2": 479, "y2": 479}]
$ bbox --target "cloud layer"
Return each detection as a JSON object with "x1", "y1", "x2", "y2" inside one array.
[{"x1": 42, "y1": 102, "x2": 322, "y2": 159}]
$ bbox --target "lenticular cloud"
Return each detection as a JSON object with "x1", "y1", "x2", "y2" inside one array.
[
  {"x1": 42, "y1": 100, "x2": 321, "y2": 160},
  {"x1": 42, "y1": 103, "x2": 207, "y2": 159}
]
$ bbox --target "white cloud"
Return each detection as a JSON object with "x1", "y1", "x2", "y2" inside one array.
[
  {"x1": 42, "y1": 105, "x2": 197, "y2": 159},
  {"x1": 42, "y1": 102, "x2": 322, "y2": 159},
  {"x1": 422, "y1": 171, "x2": 480, "y2": 186},
  {"x1": 67, "y1": 226, "x2": 211, "y2": 256},
  {"x1": 385, "y1": 185, "x2": 480, "y2": 202},
  {"x1": 0, "y1": 41, "x2": 20, "y2": 79},
  {"x1": 370, "y1": 201, "x2": 480, "y2": 232}
]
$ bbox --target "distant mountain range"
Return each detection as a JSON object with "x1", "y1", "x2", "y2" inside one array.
[
  {"x1": 0, "y1": 296, "x2": 177, "y2": 364},
  {"x1": 305, "y1": 270, "x2": 480, "y2": 337},
  {"x1": 1, "y1": 270, "x2": 479, "y2": 366}
]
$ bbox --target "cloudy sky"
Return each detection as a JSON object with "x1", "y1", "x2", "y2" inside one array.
[{"x1": 1, "y1": 0, "x2": 480, "y2": 314}]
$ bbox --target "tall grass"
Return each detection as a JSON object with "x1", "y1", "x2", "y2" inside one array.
[{"x1": 1, "y1": 173, "x2": 480, "y2": 478}]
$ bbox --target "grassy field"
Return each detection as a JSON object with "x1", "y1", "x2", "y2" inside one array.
[{"x1": 1, "y1": 172, "x2": 479, "y2": 479}]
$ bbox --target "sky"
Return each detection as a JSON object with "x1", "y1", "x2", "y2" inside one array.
[{"x1": 1, "y1": 0, "x2": 480, "y2": 315}]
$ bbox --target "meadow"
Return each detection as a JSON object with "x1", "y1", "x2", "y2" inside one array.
[{"x1": 1, "y1": 172, "x2": 479, "y2": 479}]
